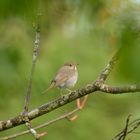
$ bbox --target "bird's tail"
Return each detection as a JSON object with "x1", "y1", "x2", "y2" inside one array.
[{"x1": 42, "y1": 81, "x2": 55, "y2": 94}]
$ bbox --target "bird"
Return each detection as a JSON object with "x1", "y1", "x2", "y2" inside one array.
[{"x1": 42, "y1": 62, "x2": 78, "y2": 94}]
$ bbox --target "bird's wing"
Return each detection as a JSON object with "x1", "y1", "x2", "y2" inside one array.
[
  {"x1": 54, "y1": 73, "x2": 68, "y2": 86},
  {"x1": 54, "y1": 67, "x2": 70, "y2": 86}
]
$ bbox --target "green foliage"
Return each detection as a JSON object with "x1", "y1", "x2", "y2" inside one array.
[{"x1": 0, "y1": 0, "x2": 140, "y2": 139}]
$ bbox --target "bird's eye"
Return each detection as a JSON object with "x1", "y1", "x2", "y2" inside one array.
[{"x1": 69, "y1": 64, "x2": 72, "y2": 67}]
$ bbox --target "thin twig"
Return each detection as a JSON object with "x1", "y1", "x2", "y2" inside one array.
[
  {"x1": 77, "y1": 95, "x2": 89, "y2": 110},
  {"x1": 112, "y1": 115, "x2": 140, "y2": 140},
  {"x1": 94, "y1": 50, "x2": 119, "y2": 89},
  {"x1": 97, "y1": 50, "x2": 119, "y2": 82},
  {"x1": 127, "y1": 120, "x2": 140, "y2": 134},
  {"x1": 66, "y1": 95, "x2": 89, "y2": 122},
  {"x1": 23, "y1": 18, "x2": 40, "y2": 115},
  {"x1": 112, "y1": 115, "x2": 131, "y2": 140},
  {"x1": 121, "y1": 115, "x2": 131, "y2": 140},
  {"x1": 25, "y1": 121, "x2": 40, "y2": 140},
  {"x1": 21, "y1": 0, "x2": 42, "y2": 139},
  {"x1": 23, "y1": 0, "x2": 41, "y2": 115}
]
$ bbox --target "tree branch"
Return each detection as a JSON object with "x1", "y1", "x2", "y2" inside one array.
[
  {"x1": 0, "y1": 109, "x2": 79, "y2": 140},
  {"x1": 0, "y1": 83, "x2": 97, "y2": 132},
  {"x1": 97, "y1": 84, "x2": 140, "y2": 94},
  {"x1": 23, "y1": 16, "x2": 40, "y2": 115},
  {"x1": 97, "y1": 50, "x2": 119, "y2": 82},
  {"x1": 23, "y1": 18, "x2": 40, "y2": 114},
  {"x1": 1, "y1": 50, "x2": 140, "y2": 134}
]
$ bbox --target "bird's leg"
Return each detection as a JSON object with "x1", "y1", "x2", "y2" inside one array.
[
  {"x1": 66, "y1": 88, "x2": 72, "y2": 92},
  {"x1": 60, "y1": 88, "x2": 71, "y2": 98},
  {"x1": 60, "y1": 88, "x2": 64, "y2": 98}
]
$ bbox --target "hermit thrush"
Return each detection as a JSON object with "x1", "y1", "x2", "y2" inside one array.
[{"x1": 42, "y1": 62, "x2": 78, "y2": 94}]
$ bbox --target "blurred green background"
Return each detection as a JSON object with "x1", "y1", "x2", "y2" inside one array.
[{"x1": 1, "y1": 0, "x2": 140, "y2": 139}]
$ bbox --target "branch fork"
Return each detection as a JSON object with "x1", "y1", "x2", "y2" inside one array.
[{"x1": 1, "y1": 47, "x2": 140, "y2": 140}]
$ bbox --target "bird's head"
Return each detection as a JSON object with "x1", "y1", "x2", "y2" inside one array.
[{"x1": 64, "y1": 62, "x2": 78, "y2": 70}]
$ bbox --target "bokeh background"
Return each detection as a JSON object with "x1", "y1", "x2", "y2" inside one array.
[{"x1": 0, "y1": 0, "x2": 140, "y2": 139}]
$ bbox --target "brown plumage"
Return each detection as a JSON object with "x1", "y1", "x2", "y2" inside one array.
[{"x1": 42, "y1": 62, "x2": 78, "y2": 94}]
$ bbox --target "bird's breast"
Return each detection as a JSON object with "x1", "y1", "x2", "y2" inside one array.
[{"x1": 65, "y1": 72, "x2": 78, "y2": 88}]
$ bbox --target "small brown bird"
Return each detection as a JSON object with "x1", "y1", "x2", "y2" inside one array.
[{"x1": 42, "y1": 62, "x2": 78, "y2": 94}]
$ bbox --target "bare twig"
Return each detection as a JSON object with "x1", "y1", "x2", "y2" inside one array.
[
  {"x1": 66, "y1": 114, "x2": 79, "y2": 122},
  {"x1": 22, "y1": 15, "x2": 41, "y2": 115},
  {"x1": 121, "y1": 115, "x2": 131, "y2": 140},
  {"x1": 127, "y1": 120, "x2": 140, "y2": 134},
  {"x1": 21, "y1": 0, "x2": 42, "y2": 139},
  {"x1": 23, "y1": 18, "x2": 41, "y2": 138},
  {"x1": 24, "y1": 121, "x2": 47, "y2": 140},
  {"x1": 66, "y1": 95, "x2": 89, "y2": 122},
  {"x1": 76, "y1": 95, "x2": 89, "y2": 110},
  {"x1": 97, "y1": 50, "x2": 119, "y2": 82},
  {"x1": 25, "y1": 121, "x2": 40, "y2": 140},
  {"x1": 112, "y1": 115, "x2": 140, "y2": 140}
]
